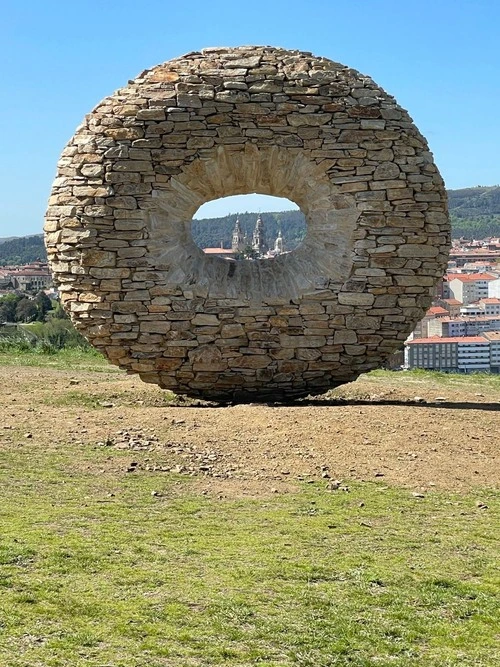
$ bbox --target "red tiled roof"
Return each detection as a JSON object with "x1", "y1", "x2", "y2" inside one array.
[
  {"x1": 427, "y1": 306, "x2": 448, "y2": 316},
  {"x1": 437, "y1": 315, "x2": 500, "y2": 322},
  {"x1": 449, "y1": 273, "x2": 497, "y2": 282},
  {"x1": 407, "y1": 336, "x2": 489, "y2": 344},
  {"x1": 442, "y1": 298, "x2": 461, "y2": 305},
  {"x1": 481, "y1": 298, "x2": 500, "y2": 304}
]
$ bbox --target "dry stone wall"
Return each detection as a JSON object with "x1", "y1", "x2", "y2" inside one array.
[{"x1": 45, "y1": 46, "x2": 450, "y2": 401}]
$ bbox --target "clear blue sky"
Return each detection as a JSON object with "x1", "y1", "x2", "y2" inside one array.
[{"x1": 1, "y1": 0, "x2": 499, "y2": 236}]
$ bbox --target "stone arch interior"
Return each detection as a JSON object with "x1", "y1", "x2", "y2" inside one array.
[{"x1": 145, "y1": 146, "x2": 359, "y2": 299}]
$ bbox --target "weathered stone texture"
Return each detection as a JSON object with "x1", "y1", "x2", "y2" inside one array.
[{"x1": 44, "y1": 46, "x2": 450, "y2": 401}]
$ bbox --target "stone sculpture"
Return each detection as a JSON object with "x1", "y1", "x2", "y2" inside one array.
[{"x1": 45, "y1": 46, "x2": 450, "y2": 400}]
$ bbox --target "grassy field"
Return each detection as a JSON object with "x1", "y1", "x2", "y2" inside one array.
[
  {"x1": 0, "y1": 346, "x2": 113, "y2": 372},
  {"x1": 0, "y1": 349, "x2": 499, "y2": 666}
]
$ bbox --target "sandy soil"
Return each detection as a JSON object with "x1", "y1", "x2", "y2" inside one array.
[{"x1": 1, "y1": 365, "x2": 498, "y2": 497}]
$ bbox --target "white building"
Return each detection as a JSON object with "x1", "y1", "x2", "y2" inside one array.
[
  {"x1": 406, "y1": 336, "x2": 493, "y2": 373},
  {"x1": 428, "y1": 316, "x2": 500, "y2": 338},
  {"x1": 456, "y1": 338, "x2": 491, "y2": 372},
  {"x1": 483, "y1": 332, "x2": 500, "y2": 372},
  {"x1": 448, "y1": 273, "x2": 497, "y2": 306},
  {"x1": 460, "y1": 298, "x2": 500, "y2": 317},
  {"x1": 489, "y1": 278, "x2": 500, "y2": 299},
  {"x1": 481, "y1": 298, "x2": 500, "y2": 315}
]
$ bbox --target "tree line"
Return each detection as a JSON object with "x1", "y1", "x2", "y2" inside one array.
[
  {"x1": 447, "y1": 185, "x2": 500, "y2": 217},
  {"x1": 2, "y1": 187, "x2": 500, "y2": 266},
  {"x1": 0, "y1": 291, "x2": 53, "y2": 323},
  {"x1": 0, "y1": 235, "x2": 45, "y2": 265},
  {"x1": 450, "y1": 214, "x2": 500, "y2": 239},
  {"x1": 0, "y1": 293, "x2": 90, "y2": 351}
]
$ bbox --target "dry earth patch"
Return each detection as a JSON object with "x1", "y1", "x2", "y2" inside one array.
[{"x1": 1, "y1": 365, "x2": 498, "y2": 498}]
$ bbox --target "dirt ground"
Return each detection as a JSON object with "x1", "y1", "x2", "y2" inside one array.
[{"x1": 1, "y1": 365, "x2": 498, "y2": 497}]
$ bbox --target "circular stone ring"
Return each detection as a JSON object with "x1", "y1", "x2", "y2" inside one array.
[{"x1": 45, "y1": 46, "x2": 450, "y2": 401}]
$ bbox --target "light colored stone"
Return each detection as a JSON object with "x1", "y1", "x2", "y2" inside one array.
[
  {"x1": 192, "y1": 314, "x2": 220, "y2": 326},
  {"x1": 221, "y1": 323, "x2": 245, "y2": 338},
  {"x1": 398, "y1": 245, "x2": 439, "y2": 258},
  {"x1": 338, "y1": 292, "x2": 375, "y2": 306}
]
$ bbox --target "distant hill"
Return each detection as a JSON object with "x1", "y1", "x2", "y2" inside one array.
[
  {"x1": 0, "y1": 236, "x2": 21, "y2": 245},
  {"x1": 447, "y1": 185, "x2": 500, "y2": 238},
  {"x1": 2, "y1": 186, "x2": 500, "y2": 264},
  {"x1": 447, "y1": 185, "x2": 500, "y2": 217},
  {"x1": 0, "y1": 235, "x2": 45, "y2": 266}
]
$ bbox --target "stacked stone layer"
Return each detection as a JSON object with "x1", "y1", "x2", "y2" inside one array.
[{"x1": 44, "y1": 46, "x2": 450, "y2": 400}]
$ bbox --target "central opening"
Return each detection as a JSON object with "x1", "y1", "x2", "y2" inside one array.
[{"x1": 191, "y1": 194, "x2": 306, "y2": 260}]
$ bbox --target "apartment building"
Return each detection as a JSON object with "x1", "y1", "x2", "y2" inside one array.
[
  {"x1": 412, "y1": 306, "x2": 448, "y2": 338},
  {"x1": 406, "y1": 337, "x2": 458, "y2": 371},
  {"x1": 448, "y1": 273, "x2": 497, "y2": 306},
  {"x1": 483, "y1": 332, "x2": 500, "y2": 372},
  {"x1": 456, "y1": 337, "x2": 491, "y2": 372},
  {"x1": 449, "y1": 248, "x2": 500, "y2": 267},
  {"x1": 428, "y1": 316, "x2": 500, "y2": 338},
  {"x1": 460, "y1": 298, "x2": 500, "y2": 317},
  {"x1": 406, "y1": 336, "x2": 492, "y2": 373}
]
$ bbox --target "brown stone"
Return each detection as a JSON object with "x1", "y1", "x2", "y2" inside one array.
[
  {"x1": 192, "y1": 314, "x2": 220, "y2": 326},
  {"x1": 156, "y1": 358, "x2": 183, "y2": 371},
  {"x1": 334, "y1": 330, "x2": 358, "y2": 344},
  {"x1": 189, "y1": 345, "x2": 227, "y2": 371},
  {"x1": 221, "y1": 323, "x2": 245, "y2": 338},
  {"x1": 230, "y1": 355, "x2": 272, "y2": 369}
]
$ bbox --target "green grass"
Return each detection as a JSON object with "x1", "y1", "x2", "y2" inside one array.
[
  {"x1": 0, "y1": 439, "x2": 498, "y2": 667},
  {"x1": 0, "y1": 350, "x2": 499, "y2": 665},
  {"x1": 365, "y1": 368, "x2": 500, "y2": 389},
  {"x1": 42, "y1": 388, "x2": 114, "y2": 409},
  {"x1": 0, "y1": 346, "x2": 117, "y2": 373},
  {"x1": 42, "y1": 387, "x2": 178, "y2": 409}
]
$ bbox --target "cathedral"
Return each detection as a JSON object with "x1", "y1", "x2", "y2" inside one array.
[
  {"x1": 231, "y1": 215, "x2": 285, "y2": 258},
  {"x1": 231, "y1": 217, "x2": 246, "y2": 254},
  {"x1": 252, "y1": 214, "x2": 267, "y2": 254}
]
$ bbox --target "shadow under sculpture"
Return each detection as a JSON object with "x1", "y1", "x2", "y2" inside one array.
[{"x1": 44, "y1": 46, "x2": 450, "y2": 401}]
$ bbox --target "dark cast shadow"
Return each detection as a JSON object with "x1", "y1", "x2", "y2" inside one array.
[{"x1": 169, "y1": 396, "x2": 500, "y2": 412}]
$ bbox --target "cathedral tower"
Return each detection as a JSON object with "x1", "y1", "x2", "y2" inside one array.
[
  {"x1": 252, "y1": 214, "x2": 267, "y2": 255},
  {"x1": 274, "y1": 227, "x2": 285, "y2": 255},
  {"x1": 231, "y1": 217, "x2": 246, "y2": 254}
]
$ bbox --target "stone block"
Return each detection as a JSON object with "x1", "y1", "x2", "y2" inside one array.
[
  {"x1": 334, "y1": 330, "x2": 358, "y2": 344},
  {"x1": 338, "y1": 292, "x2": 375, "y2": 306}
]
